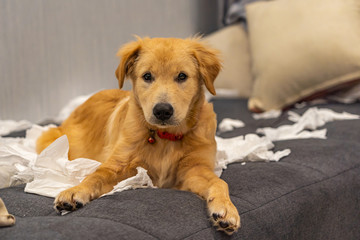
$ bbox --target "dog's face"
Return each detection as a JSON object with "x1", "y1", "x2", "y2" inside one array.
[{"x1": 116, "y1": 38, "x2": 221, "y2": 128}]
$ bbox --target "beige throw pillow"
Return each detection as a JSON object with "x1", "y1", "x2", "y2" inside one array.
[
  {"x1": 204, "y1": 24, "x2": 253, "y2": 97},
  {"x1": 246, "y1": 0, "x2": 360, "y2": 112}
]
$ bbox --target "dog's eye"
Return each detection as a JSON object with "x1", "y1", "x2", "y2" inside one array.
[
  {"x1": 176, "y1": 72, "x2": 188, "y2": 82},
  {"x1": 142, "y1": 72, "x2": 153, "y2": 82}
]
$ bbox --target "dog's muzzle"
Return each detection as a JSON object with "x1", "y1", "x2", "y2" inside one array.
[{"x1": 153, "y1": 103, "x2": 174, "y2": 121}]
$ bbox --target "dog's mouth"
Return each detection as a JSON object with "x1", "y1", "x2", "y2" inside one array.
[
  {"x1": 160, "y1": 121, "x2": 168, "y2": 126},
  {"x1": 149, "y1": 118, "x2": 178, "y2": 128}
]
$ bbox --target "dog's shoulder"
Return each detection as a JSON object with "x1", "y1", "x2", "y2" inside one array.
[
  {"x1": 199, "y1": 101, "x2": 217, "y2": 131},
  {"x1": 72, "y1": 89, "x2": 129, "y2": 115},
  {"x1": 63, "y1": 89, "x2": 130, "y2": 132},
  {"x1": 186, "y1": 101, "x2": 217, "y2": 146}
]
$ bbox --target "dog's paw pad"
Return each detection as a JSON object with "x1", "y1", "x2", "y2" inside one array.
[
  {"x1": 75, "y1": 201, "x2": 84, "y2": 209},
  {"x1": 212, "y1": 213, "x2": 221, "y2": 221},
  {"x1": 55, "y1": 201, "x2": 84, "y2": 214},
  {"x1": 54, "y1": 187, "x2": 90, "y2": 214},
  {"x1": 212, "y1": 217, "x2": 239, "y2": 235},
  {"x1": 55, "y1": 203, "x2": 70, "y2": 214},
  {"x1": 225, "y1": 228, "x2": 235, "y2": 233},
  {"x1": 208, "y1": 198, "x2": 241, "y2": 235},
  {"x1": 219, "y1": 221, "x2": 229, "y2": 228},
  {"x1": 62, "y1": 202, "x2": 74, "y2": 211}
]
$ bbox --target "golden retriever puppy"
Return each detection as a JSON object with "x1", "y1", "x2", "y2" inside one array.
[{"x1": 36, "y1": 37, "x2": 240, "y2": 234}]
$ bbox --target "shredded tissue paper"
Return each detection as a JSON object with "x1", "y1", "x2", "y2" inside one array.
[
  {"x1": 217, "y1": 118, "x2": 245, "y2": 133},
  {"x1": 252, "y1": 110, "x2": 282, "y2": 120},
  {"x1": 1, "y1": 97, "x2": 359, "y2": 198},
  {"x1": 0, "y1": 120, "x2": 32, "y2": 136},
  {"x1": 256, "y1": 107, "x2": 359, "y2": 141}
]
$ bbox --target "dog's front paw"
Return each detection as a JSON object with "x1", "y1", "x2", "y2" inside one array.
[
  {"x1": 208, "y1": 197, "x2": 241, "y2": 235},
  {"x1": 54, "y1": 186, "x2": 91, "y2": 213}
]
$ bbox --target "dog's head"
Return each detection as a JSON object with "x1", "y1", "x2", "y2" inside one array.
[{"x1": 115, "y1": 37, "x2": 221, "y2": 128}]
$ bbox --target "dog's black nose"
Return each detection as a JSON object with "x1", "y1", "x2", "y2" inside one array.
[{"x1": 153, "y1": 103, "x2": 174, "y2": 121}]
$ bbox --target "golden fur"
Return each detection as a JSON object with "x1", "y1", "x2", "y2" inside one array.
[{"x1": 36, "y1": 37, "x2": 240, "y2": 234}]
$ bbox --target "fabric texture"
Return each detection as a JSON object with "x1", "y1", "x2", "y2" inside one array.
[
  {"x1": 223, "y1": 0, "x2": 267, "y2": 25},
  {"x1": 246, "y1": 0, "x2": 360, "y2": 112},
  {"x1": 1, "y1": 99, "x2": 360, "y2": 239},
  {"x1": 204, "y1": 24, "x2": 253, "y2": 97}
]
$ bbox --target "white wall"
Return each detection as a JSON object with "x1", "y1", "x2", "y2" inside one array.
[{"x1": 0, "y1": 0, "x2": 220, "y2": 122}]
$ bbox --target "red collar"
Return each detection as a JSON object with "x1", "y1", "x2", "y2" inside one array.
[
  {"x1": 157, "y1": 130, "x2": 183, "y2": 141},
  {"x1": 148, "y1": 129, "x2": 183, "y2": 144}
]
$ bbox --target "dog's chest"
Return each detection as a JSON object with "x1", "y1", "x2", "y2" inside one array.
[{"x1": 144, "y1": 143, "x2": 183, "y2": 188}]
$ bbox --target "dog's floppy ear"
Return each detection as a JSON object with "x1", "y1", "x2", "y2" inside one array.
[
  {"x1": 191, "y1": 40, "x2": 222, "y2": 95},
  {"x1": 115, "y1": 40, "x2": 142, "y2": 88}
]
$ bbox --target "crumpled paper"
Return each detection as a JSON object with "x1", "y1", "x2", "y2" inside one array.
[
  {"x1": 102, "y1": 167, "x2": 156, "y2": 197},
  {"x1": 215, "y1": 135, "x2": 291, "y2": 176},
  {"x1": 0, "y1": 120, "x2": 32, "y2": 136},
  {"x1": 24, "y1": 135, "x2": 101, "y2": 198},
  {"x1": 217, "y1": 118, "x2": 245, "y2": 133},
  {"x1": 0, "y1": 125, "x2": 55, "y2": 188},
  {"x1": 252, "y1": 110, "x2": 282, "y2": 120},
  {"x1": 257, "y1": 107, "x2": 360, "y2": 141}
]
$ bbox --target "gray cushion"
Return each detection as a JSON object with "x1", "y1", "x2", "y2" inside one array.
[{"x1": 1, "y1": 99, "x2": 360, "y2": 239}]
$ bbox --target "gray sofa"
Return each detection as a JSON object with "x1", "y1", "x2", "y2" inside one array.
[{"x1": 1, "y1": 98, "x2": 360, "y2": 239}]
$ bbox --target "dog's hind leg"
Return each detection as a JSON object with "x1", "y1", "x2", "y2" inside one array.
[{"x1": 36, "y1": 127, "x2": 64, "y2": 154}]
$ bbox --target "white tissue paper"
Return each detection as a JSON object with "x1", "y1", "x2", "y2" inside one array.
[
  {"x1": 0, "y1": 138, "x2": 36, "y2": 188},
  {"x1": 102, "y1": 167, "x2": 156, "y2": 197},
  {"x1": 0, "y1": 124, "x2": 55, "y2": 188},
  {"x1": 217, "y1": 118, "x2": 245, "y2": 133},
  {"x1": 257, "y1": 107, "x2": 360, "y2": 141},
  {"x1": 214, "y1": 135, "x2": 291, "y2": 176},
  {"x1": 0, "y1": 120, "x2": 32, "y2": 136},
  {"x1": 24, "y1": 135, "x2": 101, "y2": 198},
  {"x1": 252, "y1": 110, "x2": 282, "y2": 120}
]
